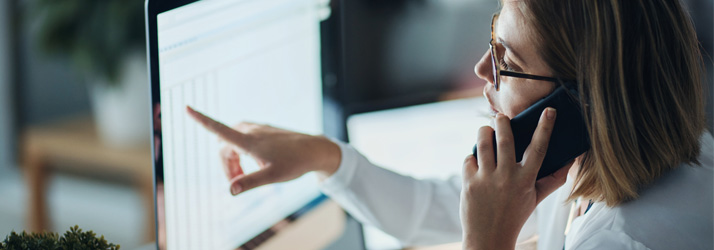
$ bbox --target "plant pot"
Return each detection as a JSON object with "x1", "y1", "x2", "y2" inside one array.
[{"x1": 88, "y1": 51, "x2": 150, "y2": 148}]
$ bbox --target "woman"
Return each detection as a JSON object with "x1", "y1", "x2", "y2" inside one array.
[{"x1": 187, "y1": 0, "x2": 713, "y2": 249}]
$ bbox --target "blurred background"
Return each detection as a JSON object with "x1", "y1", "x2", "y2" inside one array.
[{"x1": 0, "y1": 0, "x2": 711, "y2": 249}]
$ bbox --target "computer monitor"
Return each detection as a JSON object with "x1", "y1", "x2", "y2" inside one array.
[{"x1": 146, "y1": 0, "x2": 331, "y2": 249}]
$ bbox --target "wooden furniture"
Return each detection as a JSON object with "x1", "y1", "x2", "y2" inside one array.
[
  {"x1": 405, "y1": 239, "x2": 536, "y2": 250},
  {"x1": 256, "y1": 200, "x2": 345, "y2": 250},
  {"x1": 21, "y1": 116, "x2": 155, "y2": 241},
  {"x1": 139, "y1": 200, "x2": 347, "y2": 250}
]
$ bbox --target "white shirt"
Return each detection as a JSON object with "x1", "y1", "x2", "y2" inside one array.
[{"x1": 320, "y1": 133, "x2": 714, "y2": 250}]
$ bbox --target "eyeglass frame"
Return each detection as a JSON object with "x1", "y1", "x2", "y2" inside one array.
[{"x1": 489, "y1": 13, "x2": 564, "y2": 91}]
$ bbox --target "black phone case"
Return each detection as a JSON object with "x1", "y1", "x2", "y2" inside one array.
[{"x1": 473, "y1": 86, "x2": 590, "y2": 179}]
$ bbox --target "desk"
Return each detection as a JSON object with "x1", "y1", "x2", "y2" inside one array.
[
  {"x1": 21, "y1": 116, "x2": 155, "y2": 241},
  {"x1": 405, "y1": 237, "x2": 537, "y2": 250},
  {"x1": 256, "y1": 200, "x2": 345, "y2": 250}
]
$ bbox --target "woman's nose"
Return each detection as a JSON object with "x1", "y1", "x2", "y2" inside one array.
[{"x1": 474, "y1": 50, "x2": 493, "y2": 85}]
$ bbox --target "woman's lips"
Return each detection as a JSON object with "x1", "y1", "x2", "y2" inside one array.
[{"x1": 483, "y1": 89, "x2": 501, "y2": 118}]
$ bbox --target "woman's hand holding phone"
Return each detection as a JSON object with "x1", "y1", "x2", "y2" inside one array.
[
  {"x1": 186, "y1": 106, "x2": 341, "y2": 195},
  {"x1": 460, "y1": 108, "x2": 573, "y2": 250}
]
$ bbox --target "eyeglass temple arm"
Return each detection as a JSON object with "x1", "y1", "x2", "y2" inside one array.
[{"x1": 500, "y1": 70, "x2": 560, "y2": 83}]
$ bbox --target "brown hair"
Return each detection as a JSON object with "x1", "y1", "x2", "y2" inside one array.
[{"x1": 519, "y1": 0, "x2": 707, "y2": 206}]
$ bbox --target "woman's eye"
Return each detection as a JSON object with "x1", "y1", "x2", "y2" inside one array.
[{"x1": 500, "y1": 58, "x2": 513, "y2": 71}]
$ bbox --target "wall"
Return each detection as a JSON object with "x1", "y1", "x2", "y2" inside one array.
[
  {"x1": 0, "y1": 0, "x2": 13, "y2": 171},
  {"x1": 17, "y1": 1, "x2": 91, "y2": 125},
  {"x1": 340, "y1": 0, "x2": 497, "y2": 114},
  {"x1": 0, "y1": 0, "x2": 93, "y2": 170}
]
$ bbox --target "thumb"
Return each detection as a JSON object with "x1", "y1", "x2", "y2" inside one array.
[{"x1": 228, "y1": 169, "x2": 277, "y2": 195}]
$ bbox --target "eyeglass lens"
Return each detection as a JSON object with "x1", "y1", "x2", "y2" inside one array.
[{"x1": 490, "y1": 14, "x2": 500, "y2": 90}]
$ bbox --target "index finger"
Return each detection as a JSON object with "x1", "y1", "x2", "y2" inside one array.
[
  {"x1": 186, "y1": 106, "x2": 248, "y2": 147},
  {"x1": 522, "y1": 107, "x2": 556, "y2": 177}
]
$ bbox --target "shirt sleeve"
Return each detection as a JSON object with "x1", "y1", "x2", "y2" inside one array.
[{"x1": 320, "y1": 140, "x2": 539, "y2": 246}]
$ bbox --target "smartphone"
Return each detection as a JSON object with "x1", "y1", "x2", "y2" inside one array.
[{"x1": 473, "y1": 85, "x2": 590, "y2": 179}]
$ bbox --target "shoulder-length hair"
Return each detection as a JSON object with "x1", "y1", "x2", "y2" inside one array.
[{"x1": 520, "y1": 0, "x2": 707, "y2": 206}]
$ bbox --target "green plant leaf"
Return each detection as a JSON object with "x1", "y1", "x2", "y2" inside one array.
[
  {"x1": 1, "y1": 226, "x2": 119, "y2": 250},
  {"x1": 29, "y1": 0, "x2": 145, "y2": 86}
]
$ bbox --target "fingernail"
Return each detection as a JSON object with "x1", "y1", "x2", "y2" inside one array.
[
  {"x1": 546, "y1": 108, "x2": 556, "y2": 120},
  {"x1": 230, "y1": 183, "x2": 242, "y2": 195}
]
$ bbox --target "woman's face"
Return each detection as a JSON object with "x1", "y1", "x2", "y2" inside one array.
[{"x1": 475, "y1": 2, "x2": 556, "y2": 119}]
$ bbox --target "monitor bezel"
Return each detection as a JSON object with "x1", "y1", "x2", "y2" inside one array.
[{"x1": 145, "y1": 1, "x2": 197, "y2": 249}]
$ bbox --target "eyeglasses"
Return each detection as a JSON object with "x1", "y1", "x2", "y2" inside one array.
[{"x1": 489, "y1": 13, "x2": 561, "y2": 91}]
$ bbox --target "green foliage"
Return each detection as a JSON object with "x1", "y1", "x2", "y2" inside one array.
[
  {"x1": 0, "y1": 225, "x2": 119, "y2": 250},
  {"x1": 29, "y1": 0, "x2": 145, "y2": 85}
]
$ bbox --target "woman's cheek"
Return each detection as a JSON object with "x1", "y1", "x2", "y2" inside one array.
[
  {"x1": 501, "y1": 96, "x2": 525, "y2": 118},
  {"x1": 497, "y1": 89, "x2": 522, "y2": 118},
  {"x1": 506, "y1": 101, "x2": 533, "y2": 119}
]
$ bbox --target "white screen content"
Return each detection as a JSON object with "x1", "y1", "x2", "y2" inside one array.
[{"x1": 157, "y1": 0, "x2": 325, "y2": 249}]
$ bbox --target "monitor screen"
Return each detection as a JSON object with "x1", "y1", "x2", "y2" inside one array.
[{"x1": 154, "y1": 0, "x2": 325, "y2": 249}]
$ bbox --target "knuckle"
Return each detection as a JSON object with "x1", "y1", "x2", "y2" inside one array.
[
  {"x1": 220, "y1": 125, "x2": 235, "y2": 136},
  {"x1": 477, "y1": 127, "x2": 493, "y2": 148},
  {"x1": 209, "y1": 121, "x2": 221, "y2": 131},
  {"x1": 263, "y1": 168, "x2": 279, "y2": 180},
  {"x1": 537, "y1": 119, "x2": 554, "y2": 132},
  {"x1": 463, "y1": 156, "x2": 478, "y2": 172},
  {"x1": 464, "y1": 181, "x2": 480, "y2": 194},
  {"x1": 228, "y1": 132, "x2": 244, "y2": 144},
  {"x1": 467, "y1": 184, "x2": 479, "y2": 194},
  {"x1": 240, "y1": 133, "x2": 256, "y2": 145},
  {"x1": 247, "y1": 124, "x2": 260, "y2": 130},
  {"x1": 477, "y1": 141, "x2": 491, "y2": 153},
  {"x1": 497, "y1": 137, "x2": 513, "y2": 148},
  {"x1": 534, "y1": 144, "x2": 548, "y2": 155},
  {"x1": 238, "y1": 179, "x2": 252, "y2": 191},
  {"x1": 235, "y1": 122, "x2": 254, "y2": 131}
]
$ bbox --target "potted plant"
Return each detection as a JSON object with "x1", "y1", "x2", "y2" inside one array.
[
  {"x1": 0, "y1": 225, "x2": 120, "y2": 250},
  {"x1": 30, "y1": 0, "x2": 149, "y2": 148}
]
